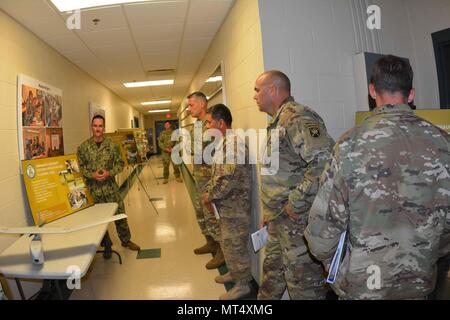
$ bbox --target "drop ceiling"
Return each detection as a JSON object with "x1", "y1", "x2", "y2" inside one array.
[{"x1": 0, "y1": 0, "x2": 234, "y2": 113}]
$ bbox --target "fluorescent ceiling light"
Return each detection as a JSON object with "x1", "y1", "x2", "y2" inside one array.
[
  {"x1": 141, "y1": 100, "x2": 171, "y2": 106},
  {"x1": 124, "y1": 80, "x2": 174, "y2": 88},
  {"x1": 50, "y1": 0, "x2": 153, "y2": 12},
  {"x1": 148, "y1": 109, "x2": 170, "y2": 113},
  {"x1": 206, "y1": 76, "x2": 222, "y2": 83}
]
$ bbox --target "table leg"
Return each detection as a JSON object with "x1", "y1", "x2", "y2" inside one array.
[{"x1": 15, "y1": 278, "x2": 26, "y2": 300}]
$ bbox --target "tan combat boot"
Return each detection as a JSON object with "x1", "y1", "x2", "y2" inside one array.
[
  {"x1": 163, "y1": 179, "x2": 168, "y2": 184},
  {"x1": 219, "y1": 282, "x2": 251, "y2": 300},
  {"x1": 176, "y1": 177, "x2": 183, "y2": 183},
  {"x1": 122, "y1": 241, "x2": 141, "y2": 251},
  {"x1": 215, "y1": 272, "x2": 234, "y2": 284},
  {"x1": 194, "y1": 235, "x2": 217, "y2": 255},
  {"x1": 206, "y1": 244, "x2": 225, "y2": 269}
]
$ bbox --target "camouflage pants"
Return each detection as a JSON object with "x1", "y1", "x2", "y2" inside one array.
[
  {"x1": 162, "y1": 152, "x2": 180, "y2": 179},
  {"x1": 258, "y1": 208, "x2": 328, "y2": 300},
  {"x1": 220, "y1": 216, "x2": 252, "y2": 283},
  {"x1": 192, "y1": 176, "x2": 221, "y2": 242},
  {"x1": 93, "y1": 191, "x2": 131, "y2": 246}
]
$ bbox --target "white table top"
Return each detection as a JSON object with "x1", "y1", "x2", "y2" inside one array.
[{"x1": 0, "y1": 203, "x2": 118, "y2": 280}]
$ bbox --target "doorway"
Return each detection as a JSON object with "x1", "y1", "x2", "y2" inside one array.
[{"x1": 432, "y1": 28, "x2": 450, "y2": 109}]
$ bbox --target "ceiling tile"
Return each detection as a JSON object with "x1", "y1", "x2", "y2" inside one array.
[
  {"x1": 137, "y1": 40, "x2": 179, "y2": 55},
  {"x1": 187, "y1": 0, "x2": 233, "y2": 23},
  {"x1": 142, "y1": 52, "x2": 178, "y2": 71},
  {"x1": 131, "y1": 24, "x2": 183, "y2": 43},
  {"x1": 124, "y1": 1, "x2": 188, "y2": 26},
  {"x1": 184, "y1": 21, "x2": 221, "y2": 39},
  {"x1": 77, "y1": 28, "x2": 133, "y2": 47},
  {"x1": 76, "y1": 5, "x2": 128, "y2": 33}
]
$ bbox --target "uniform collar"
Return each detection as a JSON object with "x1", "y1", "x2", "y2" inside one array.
[
  {"x1": 374, "y1": 104, "x2": 412, "y2": 115},
  {"x1": 269, "y1": 96, "x2": 295, "y2": 126}
]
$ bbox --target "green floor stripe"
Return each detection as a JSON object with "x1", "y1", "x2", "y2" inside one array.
[{"x1": 137, "y1": 249, "x2": 161, "y2": 259}]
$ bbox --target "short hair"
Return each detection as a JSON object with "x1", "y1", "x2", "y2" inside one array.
[
  {"x1": 261, "y1": 70, "x2": 291, "y2": 93},
  {"x1": 209, "y1": 104, "x2": 232, "y2": 127},
  {"x1": 187, "y1": 91, "x2": 208, "y2": 104},
  {"x1": 372, "y1": 55, "x2": 413, "y2": 98},
  {"x1": 91, "y1": 114, "x2": 105, "y2": 125}
]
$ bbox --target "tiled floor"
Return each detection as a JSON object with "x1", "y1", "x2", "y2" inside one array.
[{"x1": 70, "y1": 157, "x2": 226, "y2": 300}]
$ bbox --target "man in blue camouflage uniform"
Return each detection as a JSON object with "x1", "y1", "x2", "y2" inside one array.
[
  {"x1": 255, "y1": 70, "x2": 334, "y2": 299},
  {"x1": 305, "y1": 55, "x2": 450, "y2": 299},
  {"x1": 77, "y1": 115, "x2": 140, "y2": 259}
]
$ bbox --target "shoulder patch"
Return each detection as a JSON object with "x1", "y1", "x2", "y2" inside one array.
[{"x1": 306, "y1": 123, "x2": 322, "y2": 138}]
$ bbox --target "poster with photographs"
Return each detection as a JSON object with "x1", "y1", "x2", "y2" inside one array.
[
  {"x1": 18, "y1": 74, "x2": 64, "y2": 161},
  {"x1": 22, "y1": 154, "x2": 94, "y2": 225}
]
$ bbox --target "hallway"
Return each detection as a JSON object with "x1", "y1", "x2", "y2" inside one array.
[{"x1": 70, "y1": 156, "x2": 226, "y2": 300}]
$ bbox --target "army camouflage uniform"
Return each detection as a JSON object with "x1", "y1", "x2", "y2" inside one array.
[
  {"x1": 77, "y1": 137, "x2": 131, "y2": 246},
  {"x1": 205, "y1": 135, "x2": 252, "y2": 283},
  {"x1": 258, "y1": 97, "x2": 334, "y2": 300},
  {"x1": 305, "y1": 104, "x2": 450, "y2": 300},
  {"x1": 189, "y1": 120, "x2": 221, "y2": 242},
  {"x1": 158, "y1": 130, "x2": 180, "y2": 180}
]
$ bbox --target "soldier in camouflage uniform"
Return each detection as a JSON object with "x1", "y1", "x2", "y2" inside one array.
[
  {"x1": 187, "y1": 92, "x2": 224, "y2": 269},
  {"x1": 77, "y1": 115, "x2": 140, "y2": 259},
  {"x1": 254, "y1": 71, "x2": 334, "y2": 300},
  {"x1": 158, "y1": 121, "x2": 182, "y2": 184},
  {"x1": 305, "y1": 55, "x2": 450, "y2": 299},
  {"x1": 202, "y1": 104, "x2": 253, "y2": 300}
]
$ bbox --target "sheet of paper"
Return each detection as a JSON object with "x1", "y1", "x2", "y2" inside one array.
[
  {"x1": 211, "y1": 203, "x2": 220, "y2": 220},
  {"x1": 251, "y1": 226, "x2": 268, "y2": 252},
  {"x1": 326, "y1": 231, "x2": 347, "y2": 284}
]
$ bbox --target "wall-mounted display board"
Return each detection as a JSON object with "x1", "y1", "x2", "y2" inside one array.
[
  {"x1": 356, "y1": 109, "x2": 450, "y2": 133},
  {"x1": 22, "y1": 154, "x2": 94, "y2": 225},
  {"x1": 18, "y1": 74, "x2": 64, "y2": 161}
]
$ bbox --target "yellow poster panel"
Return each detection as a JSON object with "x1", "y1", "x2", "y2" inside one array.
[
  {"x1": 356, "y1": 109, "x2": 450, "y2": 133},
  {"x1": 22, "y1": 154, "x2": 94, "y2": 225},
  {"x1": 105, "y1": 133, "x2": 129, "y2": 166}
]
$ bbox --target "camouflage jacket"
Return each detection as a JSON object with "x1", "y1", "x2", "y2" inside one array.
[
  {"x1": 205, "y1": 135, "x2": 252, "y2": 219},
  {"x1": 189, "y1": 119, "x2": 212, "y2": 181},
  {"x1": 305, "y1": 104, "x2": 450, "y2": 299},
  {"x1": 261, "y1": 97, "x2": 334, "y2": 222},
  {"x1": 158, "y1": 130, "x2": 175, "y2": 154},
  {"x1": 77, "y1": 137, "x2": 124, "y2": 198}
]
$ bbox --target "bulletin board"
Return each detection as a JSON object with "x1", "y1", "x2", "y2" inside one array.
[{"x1": 18, "y1": 74, "x2": 64, "y2": 161}]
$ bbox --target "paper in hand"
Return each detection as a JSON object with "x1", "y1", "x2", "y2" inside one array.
[
  {"x1": 251, "y1": 226, "x2": 268, "y2": 252},
  {"x1": 211, "y1": 203, "x2": 220, "y2": 220}
]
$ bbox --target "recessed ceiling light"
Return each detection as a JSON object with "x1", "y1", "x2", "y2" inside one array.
[
  {"x1": 148, "y1": 109, "x2": 170, "y2": 113},
  {"x1": 124, "y1": 80, "x2": 174, "y2": 88},
  {"x1": 50, "y1": 0, "x2": 153, "y2": 12},
  {"x1": 141, "y1": 100, "x2": 171, "y2": 106}
]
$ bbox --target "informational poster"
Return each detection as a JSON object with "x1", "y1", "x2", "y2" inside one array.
[
  {"x1": 117, "y1": 129, "x2": 150, "y2": 165},
  {"x1": 18, "y1": 74, "x2": 64, "y2": 160},
  {"x1": 104, "y1": 132, "x2": 129, "y2": 166},
  {"x1": 22, "y1": 154, "x2": 94, "y2": 225},
  {"x1": 356, "y1": 109, "x2": 450, "y2": 133}
]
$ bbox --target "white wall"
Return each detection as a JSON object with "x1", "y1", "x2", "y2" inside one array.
[
  {"x1": 0, "y1": 9, "x2": 143, "y2": 298},
  {"x1": 406, "y1": 0, "x2": 450, "y2": 109},
  {"x1": 258, "y1": 0, "x2": 450, "y2": 139}
]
